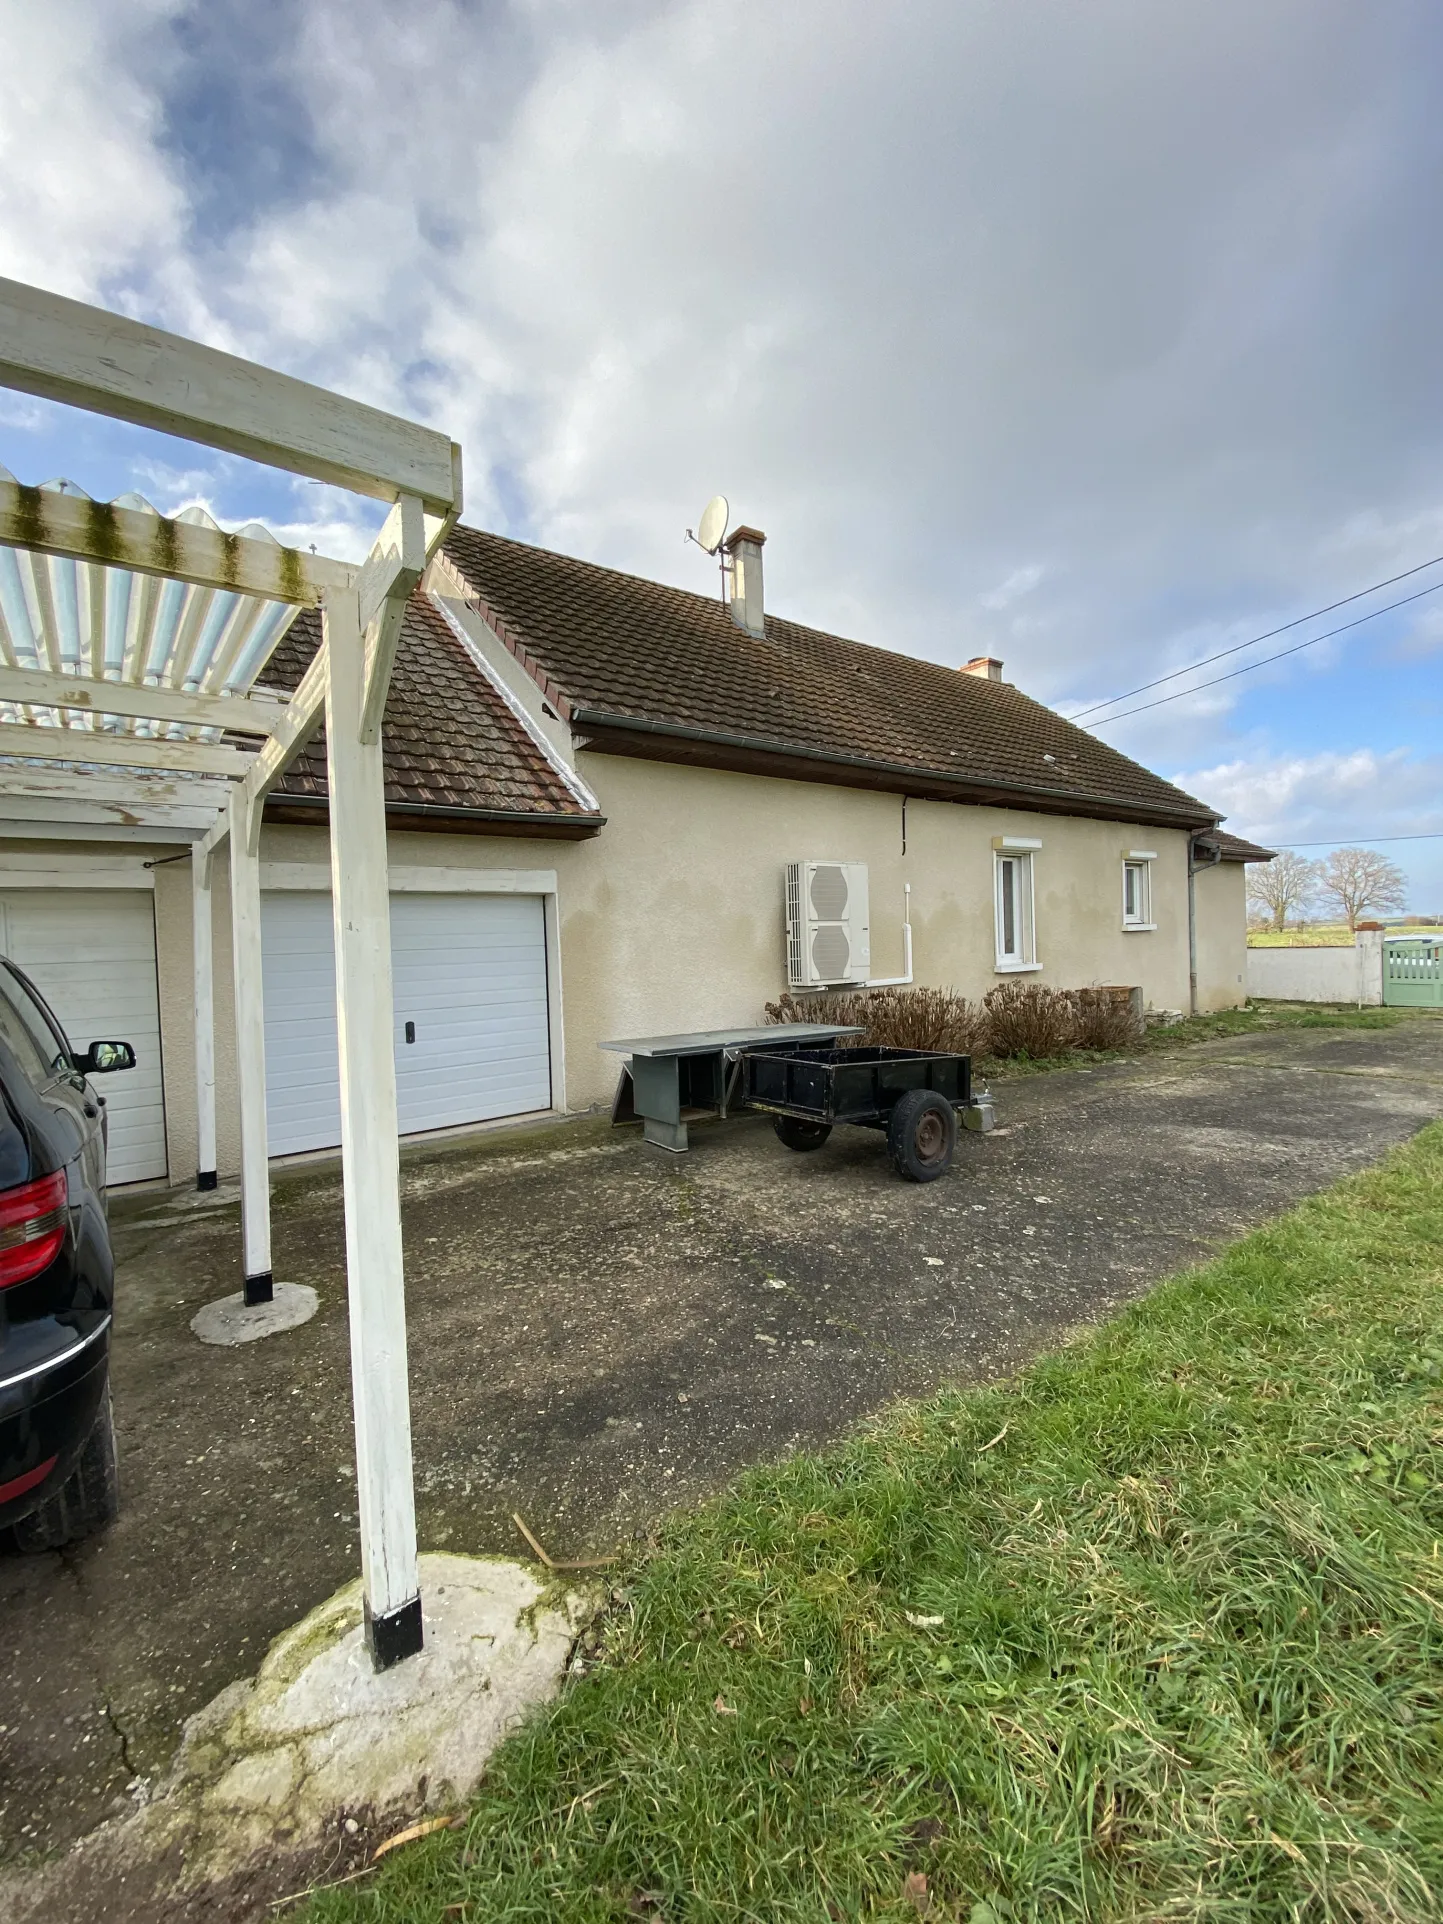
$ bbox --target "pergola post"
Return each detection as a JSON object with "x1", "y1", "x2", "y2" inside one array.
[
  {"x1": 228, "y1": 786, "x2": 273, "y2": 1305},
  {"x1": 0, "y1": 276, "x2": 460, "y2": 1672},
  {"x1": 192, "y1": 845, "x2": 218, "y2": 1192},
  {"x1": 323, "y1": 584, "x2": 421, "y2": 1668}
]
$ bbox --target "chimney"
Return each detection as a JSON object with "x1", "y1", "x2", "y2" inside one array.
[
  {"x1": 724, "y1": 526, "x2": 766, "y2": 636},
  {"x1": 962, "y1": 656, "x2": 1004, "y2": 681}
]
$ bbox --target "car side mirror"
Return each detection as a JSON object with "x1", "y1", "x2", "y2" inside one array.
[{"x1": 78, "y1": 1041, "x2": 137, "y2": 1075}]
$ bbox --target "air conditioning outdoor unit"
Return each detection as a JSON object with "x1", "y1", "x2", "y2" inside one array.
[{"x1": 785, "y1": 861, "x2": 871, "y2": 988}]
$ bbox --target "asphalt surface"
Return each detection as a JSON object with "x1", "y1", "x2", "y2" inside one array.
[{"x1": 2, "y1": 1016, "x2": 1441, "y2": 1907}]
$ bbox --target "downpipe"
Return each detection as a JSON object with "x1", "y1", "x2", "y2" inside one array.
[{"x1": 1188, "y1": 838, "x2": 1223, "y2": 1016}]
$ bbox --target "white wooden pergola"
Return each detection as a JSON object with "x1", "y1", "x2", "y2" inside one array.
[{"x1": 0, "y1": 275, "x2": 463, "y2": 1668}]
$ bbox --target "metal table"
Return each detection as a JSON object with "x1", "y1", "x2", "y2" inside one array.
[{"x1": 600, "y1": 1024, "x2": 863, "y2": 1151}]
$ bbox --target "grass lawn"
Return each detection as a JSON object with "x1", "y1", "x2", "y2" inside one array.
[{"x1": 306, "y1": 1124, "x2": 1443, "y2": 1924}]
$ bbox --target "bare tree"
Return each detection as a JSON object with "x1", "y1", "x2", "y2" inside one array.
[
  {"x1": 1246, "y1": 850, "x2": 1320, "y2": 932},
  {"x1": 1317, "y1": 846, "x2": 1408, "y2": 932}
]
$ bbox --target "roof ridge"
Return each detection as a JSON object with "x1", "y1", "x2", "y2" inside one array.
[{"x1": 449, "y1": 521, "x2": 729, "y2": 620}]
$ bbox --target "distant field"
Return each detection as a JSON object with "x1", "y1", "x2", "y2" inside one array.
[
  {"x1": 1249, "y1": 924, "x2": 1355, "y2": 947},
  {"x1": 1248, "y1": 925, "x2": 1443, "y2": 948}
]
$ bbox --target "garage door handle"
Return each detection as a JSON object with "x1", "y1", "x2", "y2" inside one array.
[{"x1": 404, "y1": 1021, "x2": 416, "y2": 1044}]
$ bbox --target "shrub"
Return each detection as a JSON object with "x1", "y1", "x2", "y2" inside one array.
[
  {"x1": 764, "y1": 986, "x2": 990, "y2": 1056},
  {"x1": 981, "y1": 981, "x2": 1078, "y2": 1058},
  {"x1": 766, "y1": 982, "x2": 1142, "y2": 1062},
  {"x1": 1070, "y1": 986, "x2": 1143, "y2": 1051}
]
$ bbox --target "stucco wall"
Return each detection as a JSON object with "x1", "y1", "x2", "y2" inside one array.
[
  {"x1": 555, "y1": 757, "x2": 1198, "y2": 1104},
  {"x1": 1191, "y1": 859, "x2": 1249, "y2": 1012},
  {"x1": 149, "y1": 759, "x2": 1204, "y2": 1164},
  {"x1": 8, "y1": 755, "x2": 1251, "y2": 1180}
]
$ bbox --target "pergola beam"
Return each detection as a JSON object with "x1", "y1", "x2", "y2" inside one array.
[
  {"x1": 0, "y1": 277, "x2": 462, "y2": 514},
  {"x1": 360, "y1": 494, "x2": 426, "y2": 743},
  {"x1": 194, "y1": 488, "x2": 440, "y2": 850},
  {"x1": 0, "y1": 478, "x2": 351, "y2": 606},
  {"x1": 0, "y1": 764, "x2": 229, "y2": 815},
  {"x1": 0, "y1": 723, "x2": 252, "y2": 777},
  {"x1": 0, "y1": 665, "x2": 283, "y2": 736}
]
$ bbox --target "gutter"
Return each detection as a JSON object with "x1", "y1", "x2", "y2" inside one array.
[
  {"x1": 569, "y1": 707, "x2": 1219, "y2": 832},
  {"x1": 264, "y1": 793, "x2": 605, "y2": 835}
]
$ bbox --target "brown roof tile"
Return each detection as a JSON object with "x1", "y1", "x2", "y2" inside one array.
[
  {"x1": 442, "y1": 525, "x2": 1219, "y2": 829},
  {"x1": 259, "y1": 589, "x2": 601, "y2": 828}
]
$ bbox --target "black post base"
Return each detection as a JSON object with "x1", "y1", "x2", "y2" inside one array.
[
  {"x1": 243, "y1": 1271, "x2": 274, "y2": 1306},
  {"x1": 196, "y1": 1169, "x2": 218, "y2": 1192},
  {"x1": 365, "y1": 1593, "x2": 424, "y2": 1670}
]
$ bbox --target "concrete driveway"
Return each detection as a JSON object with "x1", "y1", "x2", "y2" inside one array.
[{"x1": 4, "y1": 1017, "x2": 1441, "y2": 1878}]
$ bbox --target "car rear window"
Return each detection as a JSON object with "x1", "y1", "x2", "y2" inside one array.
[{"x1": 0, "y1": 964, "x2": 71, "y2": 1087}]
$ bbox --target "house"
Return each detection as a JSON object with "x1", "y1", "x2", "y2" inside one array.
[{"x1": 0, "y1": 520, "x2": 1270, "y2": 1186}]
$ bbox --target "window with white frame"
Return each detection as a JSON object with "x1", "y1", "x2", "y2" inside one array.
[
  {"x1": 994, "y1": 846, "x2": 1038, "y2": 968},
  {"x1": 1122, "y1": 852, "x2": 1155, "y2": 930}
]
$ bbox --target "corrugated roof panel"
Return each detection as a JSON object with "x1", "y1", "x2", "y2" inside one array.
[{"x1": 0, "y1": 471, "x2": 300, "y2": 748}]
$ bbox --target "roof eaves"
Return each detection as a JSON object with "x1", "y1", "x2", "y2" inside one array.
[
  {"x1": 571, "y1": 708, "x2": 1220, "y2": 828},
  {"x1": 263, "y1": 791, "x2": 606, "y2": 837}
]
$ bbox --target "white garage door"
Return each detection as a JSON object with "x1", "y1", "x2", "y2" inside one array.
[
  {"x1": 0, "y1": 890, "x2": 168, "y2": 1185},
  {"x1": 260, "y1": 891, "x2": 552, "y2": 1157}
]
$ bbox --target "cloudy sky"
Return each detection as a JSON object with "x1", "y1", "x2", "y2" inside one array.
[{"x1": 3, "y1": 0, "x2": 1441, "y2": 905}]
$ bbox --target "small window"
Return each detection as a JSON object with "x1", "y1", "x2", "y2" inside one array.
[
  {"x1": 994, "y1": 851, "x2": 1037, "y2": 969},
  {"x1": 1122, "y1": 858, "x2": 1154, "y2": 930}
]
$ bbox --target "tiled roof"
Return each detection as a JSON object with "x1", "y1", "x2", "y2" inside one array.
[
  {"x1": 442, "y1": 525, "x2": 1219, "y2": 829},
  {"x1": 259, "y1": 589, "x2": 601, "y2": 829},
  {"x1": 1200, "y1": 829, "x2": 1276, "y2": 863}
]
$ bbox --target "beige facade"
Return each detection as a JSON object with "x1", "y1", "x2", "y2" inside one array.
[
  {"x1": 1191, "y1": 858, "x2": 1249, "y2": 1013},
  {"x1": 0, "y1": 749, "x2": 1249, "y2": 1186}
]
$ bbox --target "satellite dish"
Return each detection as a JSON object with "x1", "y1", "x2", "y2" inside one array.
[{"x1": 695, "y1": 494, "x2": 729, "y2": 555}]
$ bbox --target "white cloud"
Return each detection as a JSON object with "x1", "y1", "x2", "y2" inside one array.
[
  {"x1": 2, "y1": 0, "x2": 1442, "y2": 770},
  {"x1": 1174, "y1": 747, "x2": 1443, "y2": 849},
  {"x1": 0, "y1": 1, "x2": 187, "y2": 299},
  {"x1": 980, "y1": 565, "x2": 1046, "y2": 613}
]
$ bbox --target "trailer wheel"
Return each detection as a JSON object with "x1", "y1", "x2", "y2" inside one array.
[
  {"x1": 774, "y1": 1116, "x2": 832, "y2": 1153},
  {"x1": 888, "y1": 1090, "x2": 958, "y2": 1182}
]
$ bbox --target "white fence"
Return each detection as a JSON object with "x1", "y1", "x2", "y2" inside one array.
[{"x1": 1246, "y1": 930, "x2": 1383, "y2": 1005}]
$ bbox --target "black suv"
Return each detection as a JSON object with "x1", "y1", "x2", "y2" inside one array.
[{"x1": 0, "y1": 956, "x2": 134, "y2": 1550}]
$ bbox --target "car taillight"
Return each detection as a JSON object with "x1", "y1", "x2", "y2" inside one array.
[{"x1": 0, "y1": 1170, "x2": 68, "y2": 1287}]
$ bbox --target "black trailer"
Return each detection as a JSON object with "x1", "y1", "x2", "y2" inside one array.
[{"x1": 739, "y1": 1044, "x2": 984, "y2": 1182}]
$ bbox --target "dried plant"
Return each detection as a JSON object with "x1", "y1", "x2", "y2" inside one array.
[
  {"x1": 1070, "y1": 987, "x2": 1143, "y2": 1051},
  {"x1": 767, "y1": 981, "x2": 1143, "y2": 1061},
  {"x1": 981, "y1": 981, "x2": 1078, "y2": 1059},
  {"x1": 765, "y1": 986, "x2": 989, "y2": 1056}
]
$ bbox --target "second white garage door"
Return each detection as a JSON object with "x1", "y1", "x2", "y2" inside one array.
[{"x1": 260, "y1": 892, "x2": 552, "y2": 1157}]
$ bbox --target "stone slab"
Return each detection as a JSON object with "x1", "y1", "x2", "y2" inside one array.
[{"x1": 190, "y1": 1282, "x2": 318, "y2": 1346}]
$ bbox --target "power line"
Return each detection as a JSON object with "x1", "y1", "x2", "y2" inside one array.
[
  {"x1": 1265, "y1": 831, "x2": 1443, "y2": 847},
  {"x1": 1086, "y1": 577, "x2": 1443, "y2": 727},
  {"x1": 1068, "y1": 550, "x2": 1443, "y2": 723}
]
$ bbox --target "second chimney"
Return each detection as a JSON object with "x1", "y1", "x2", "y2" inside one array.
[
  {"x1": 725, "y1": 526, "x2": 766, "y2": 636},
  {"x1": 962, "y1": 656, "x2": 1004, "y2": 681}
]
